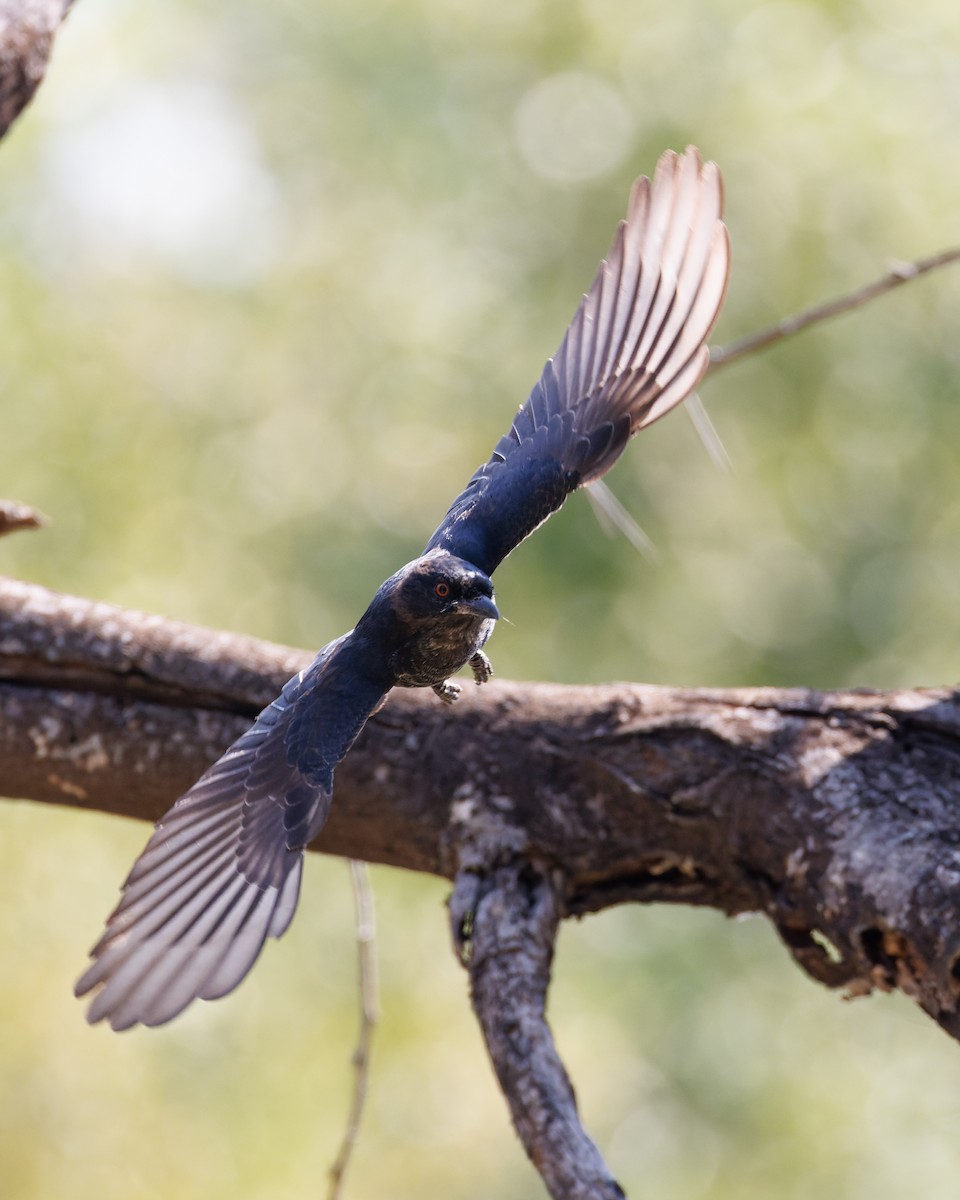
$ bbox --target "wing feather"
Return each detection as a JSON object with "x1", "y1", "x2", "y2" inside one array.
[
  {"x1": 76, "y1": 637, "x2": 387, "y2": 1029},
  {"x1": 76, "y1": 145, "x2": 731, "y2": 1031},
  {"x1": 425, "y1": 145, "x2": 730, "y2": 575}
]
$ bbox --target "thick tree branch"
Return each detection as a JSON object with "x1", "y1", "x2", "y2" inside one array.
[
  {"x1": 453, "y1": 862, "x2": 625, "y2": 1199},
  {"x1": 4, "y1": 574, "x2": 960, "y2": 1028}
]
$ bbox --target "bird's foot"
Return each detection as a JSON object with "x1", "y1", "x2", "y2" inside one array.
[
  {"x1": 433, "y1": 679, "x2": 462, "y2": 705},
  {"x1": 470, "y1": 650, "x2": 493, "y2": 686}
]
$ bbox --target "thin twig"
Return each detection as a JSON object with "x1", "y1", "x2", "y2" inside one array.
[
  {"x1": 593, "y1": 246, "x2": 960, "y2": 550},
  {"x1": 709, "y1": 246, "x2": 960, "y2": 371},
  {"x1": 327, "y1": 860, "x2": 379, "y2": 1200}
]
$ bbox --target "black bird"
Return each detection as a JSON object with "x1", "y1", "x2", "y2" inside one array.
[{"x1": 76, "y1": 146, "x2": 730, "y2": 1029}]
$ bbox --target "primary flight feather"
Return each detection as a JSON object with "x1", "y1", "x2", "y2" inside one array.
[{"x1": 77, "y1": 146, "x2": 730, "y2": 1029}]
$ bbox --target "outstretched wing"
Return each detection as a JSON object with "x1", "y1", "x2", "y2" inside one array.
[
  {"x1": 425, "y1": 145, "x2": 730, "y2": 576},
  {"x1": 76, "y1": 636, "x2": 387, "y2": 1030}
]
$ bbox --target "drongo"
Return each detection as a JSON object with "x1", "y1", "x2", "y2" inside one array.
[{"x1": 77, "y1": 146, "x2": 730, "y2": 1029}]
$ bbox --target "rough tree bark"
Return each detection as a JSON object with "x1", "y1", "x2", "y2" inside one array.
[{"x1": 3, "y1": 567, "x2": 960, "y2": 1197}]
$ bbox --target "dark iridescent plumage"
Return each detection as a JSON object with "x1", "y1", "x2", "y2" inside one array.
[{"x1": 77, "y1": 147, "x2": 730, "y2": 1029}]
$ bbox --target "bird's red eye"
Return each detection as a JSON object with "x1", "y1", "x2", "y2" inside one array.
[{"x1": 434, "y1": 582, "x2": 451, "y2": 598}]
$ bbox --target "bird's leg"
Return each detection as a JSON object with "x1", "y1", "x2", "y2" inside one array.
[
  {"x1": 433, "y1": 679, "x2": 462, "y2": 704},
  {"x1": 432, "y1": 653, "x2": 493, "y2": 704},
  {"x1": 470, "y1": 651, "x2": 493, "y2": 686}
]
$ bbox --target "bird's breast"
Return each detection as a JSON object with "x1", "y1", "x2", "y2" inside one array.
[{"x1": 388, "y1": 614, "x2": 494, "y2": 688}]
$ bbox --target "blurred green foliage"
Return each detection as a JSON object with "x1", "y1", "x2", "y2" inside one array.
[{"x1": 2, "y1": 0, "x2": 960, "y2": 1196}]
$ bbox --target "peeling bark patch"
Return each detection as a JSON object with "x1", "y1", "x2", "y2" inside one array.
[
  {"x1": 47, "y1": 772, "x2": 88, "y2": 800},
  {"x1": 444, "y1": 782, "x2": 529, "y2": 876},
  {"x1": 61, "y1": 732, "x2": 110, "y2": 772},
  {"x1": 28, "y1": 720, "x2": 109, "y2": 772},
  {"x1": 799, "y1": 740, "x2": 856, "y2": 791},
  {"x1": 772, "y1": 923, "x2": 859, "y2": 988},
  {"x1": 27, "y1": 714, "x2": 61, "y2": 757},
  {"x1": 859, "y1": 927, "x2": 930, "y2": 1002},
  {"x1": 566, "y1": 857, "x2": 715, "y2": 916}
]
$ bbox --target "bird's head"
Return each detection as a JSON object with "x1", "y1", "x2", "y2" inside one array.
[
  {"x1": 390, "y1": 550, "x2": 499, "y2": 624},
  {"x1": 354, "y1": 551, "x2": 499, "y2": 687},
  {"x1": 355, "y1": 549, "x2": 499, "y2": 633}
]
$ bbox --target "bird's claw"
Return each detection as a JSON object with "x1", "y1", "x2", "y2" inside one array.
[
  {"x1": 433, "y1": 679, "x2": 462, "y2": 704},
  {"x1": 470, "y1": 651, "x2": 493, "y2": 686}
]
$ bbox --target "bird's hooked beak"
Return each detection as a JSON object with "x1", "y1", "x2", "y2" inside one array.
[{"x1": 455, "y1": 594, "x2": 500, "y2": 622}]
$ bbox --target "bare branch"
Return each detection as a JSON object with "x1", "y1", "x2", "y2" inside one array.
[
  {"x1": 709, "y1": 246, "x2": 960, "y2": 370},
  {"x1": 0, "y1": 0, "x2": 73, "y2": 138},
  {"x1": 453, "y1": 863, "x2": 624, "y2": 1200},
  {"x1": 327, "y1": 860, "x2": 379, "y2": 1200}
]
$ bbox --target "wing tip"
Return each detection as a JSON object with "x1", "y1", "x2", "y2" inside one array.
[
  {"x1": 418, "y1": 142, "x2": 733, "y2": 569},
  {"x1": 75, "y1": 854, "x2": 305, "y2": 1031},
  {"x1": 644, "y1": 144, "x2": 725, "y2": 226}
]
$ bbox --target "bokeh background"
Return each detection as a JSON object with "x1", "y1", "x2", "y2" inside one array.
[{"x1": 2, "y1": 0, "x2": 960, "y2": 1196}]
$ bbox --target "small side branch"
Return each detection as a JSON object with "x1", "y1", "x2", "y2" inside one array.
[
  {"x1": 455, "y1": 864, "x2": 624, "y2": 1200},
  {"x1": 709, "y1": 246, "x2": 960, "y2": 370},
  {"x1": 327, "y1": 860, "x2": 379, "y2": 1200}
]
